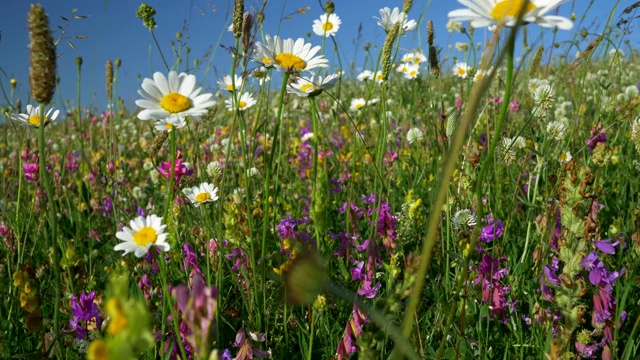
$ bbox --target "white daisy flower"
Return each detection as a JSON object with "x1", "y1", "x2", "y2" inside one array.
[
  {"x1": 559, "y1": 150, "x2": 572, "y2": 163},
  {"x1": 453, "y1": 62, "x2": 470, "y2": 78},
  {"x1": 350, "y1": 98, "x2": 379, "y2": 111},
  {"x1": 114, "y1": 215, "x2": 170, "y2": 257},
  {"x1": 253, "y1": 35, "x2": 277, "y2": 68},
  {"x1": 287, "y1": 73, "x2": 339, "y2": 97},
  {"x1": 374, "y1": 71, "x2": 385, "y2": 84},
  {"x1": 376, "y1": 7, "x2": 417, "y2": 34},
  {"x1": 136, "y1": 71, "x2": 216, "y2": 122},
  {"x1": 473, "y1": 69, "x2": 487, "y2": 82},
  {"x1": 404, "y1": 64, "x2": 420, "y2": 80},
  {"x1": 396, "y1": 63, "x2": 410, "y2": 74},
  {"x1": 254, "y1": 36, "x2": 328, "y2": 74},
  {"x1": 217, "y1": 74, "x2": 244, "y2": 92},
  {"x1": 11, "y1": 104, "x2": 60, "y2": 127},
  {"x1": 409, "y1": 51, "x2": 427, "y2": 64},
  {"x1": 406, "y1": 127, "x2": 424, "y2": 144},
  {"x1": 312, "y1": 13, "x2": 341, "y2": 37},
  {"x1": 357, "y1": 70, "x2": 374, "y2": 81},
  {"x1": 225, "y1": 92, "x2": 257, "y2": 112},
  {"x1": 183, "y1": 182, "x2": 219, "y2": 207},
  {"x1": 448, "y1": 0, "x2": 573, "y2": 30},
  {"x1": 301, "y1": 132, "x2": 314, "y2": 142},
  {"x1": 154, "y1": 116, "x2": 186, "y2": 132}
]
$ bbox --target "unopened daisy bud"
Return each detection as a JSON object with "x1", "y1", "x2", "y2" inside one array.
[
  {"x1": 529, "y1": 46, "x2": 544, "y2": 77},
  {"x1": 75, "y1": 56, "x2": 83, "y2": 67},
  {"x1": 324, "y1": 0, "x2": 334, "y2": 14},
  {"x1": 115, "y1": 58, "x2": 121, "y2": 68},
  {"x1": 380, "y1": 23, "x2": 400, "y2": 83},
  {"x1": 106, "y1": 60, "x2": 113, "y2": 101},
  {"x1": 630, "y1": 116, "x2": 640, "y2": 154},
  {"x1": 364, "y1": 42, "x2": 370, "y2": 52},
  {"x1": 232, "y1": 0, "x2": 244, "y2": 39},
  {"x1": 146, "y1": 131, "x2": 169, "y2": 157},
  {"x1": 28, "y1": 4, "x2": 57, "y2": 104},
  {"x1": 10, "y1": 79, "x2": 17, "y2": 90},
  {"x1": 282, "y1": 250, "x2": 327, "y2": 305}
]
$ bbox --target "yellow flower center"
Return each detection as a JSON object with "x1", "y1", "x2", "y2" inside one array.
[
  {"x1": 457, "y1": 68, "x2": 466, "y2": 75},
  {"x1": 106, "y1": 299, "x2": 128, "y2": 335},
  {"x1": 410, "y1": 70, "x2": 417, "y2": 77},
  {"x1": 226, "y1": 84, "x2": 234, "y2": 91},
  {"x1": 165, "y1": 123, "x2": 174, "y2": 130},
  {"x1": 160, "y1": 92, "x2": 192, "y2": 114},
  {"x1": 355, "y1": 103, "x2": 364, "y2": 109},
  {"x1": 195, "y1": 192, "x2": 211, "y2": 203},
  {"x1": 133, "y1": 227, "x2": 157, "y2": 247},
  {"x1": 87, "y1": 340, "x2": 109, "y2": 360},
  {"x1": 322, "y1": 22, "x2": 334, "y2": 31},
  {"x1": 28, "y1": 115, "x2": 50, "y2": 126},
  {"x1": 300, "y1": 84, "x2": 315, "y2": 93},
  {"x1": 491, "y1": 0, "x2": 537, "y2": 20},
  {"x1": 262, "y1": 57, "x2": 273, "y2": 65},
  {"x1": 275, "y1": 53, "x2": 307, "y2": 70},
  {"x1": 559, "y1": 153, "x2": 567, "y2": 161},
  {"x1": 238, "y1": 101, "x2": 247, "y2": 108}
]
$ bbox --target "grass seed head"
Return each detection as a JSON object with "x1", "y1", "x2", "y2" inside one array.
[{"x1": 28, "y1": 4, "x2": 57, "y2": 105}]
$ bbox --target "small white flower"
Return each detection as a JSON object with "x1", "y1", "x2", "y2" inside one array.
[
  {"x1": 559, "y1": 150, "x2": 572, "y2": 163},
  {"x1": 301, "y1": 132, "x2": 314, "y2": 142},
  {"x1": 114, "y1": 215, "x2": 170, "y2": 257},
  {"x1": 11, "y1": 104, "x2": 60, "y2": 127},
  {"x1": 217, "y1": 74, "x2": 244, "y2": 92},
  {"x1": 246, "y1": 167, "x2": 259, "y2": 177},
  {"x1": 312, "y1": 13, "x2": 341, "y2": 37},
  {"x1": 225, "y1": 92, "x2": 257, "y2": 111},
  {"x1": 406, "y1": 128, "x2": 424, "y2": 144},
  {"x1": 376, "y1": 7, "x2": 417, "y2": 34},
  {"x1": 624, "y1": 85, "x2": 639, "y2": 98},
  {"x1": 357, "y1": 70, "x2": 374, "y2": 81},
  {"x1": 455, "y1": 42, "x2": 469, "y2": 51},
  {"x1": 287, "y1": 73, "x2": 338, "y2": 97},
  {"x1": 403, "y1": 64, "x2": 420, "y2": 80},
  {"x1": 154, "y1": 116, "x2": 186, "y2": 132},
  {"x1": 350, "y1": 98, "x2": 379, "y2": 111},
  {"x1": 446, "y1": 18, "x2": 463, "y2": 32},
  {"x1": 453, "y1": 62, "x2": 469, "y2": 79},
  {"x1": 254, "y1": 36, "x2": 328, "y2": 73},
  {"x1": 183, "y1": 182, "x2": 219, "y2": 207}
]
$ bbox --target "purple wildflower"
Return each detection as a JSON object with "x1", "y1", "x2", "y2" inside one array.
[
  {"x1": 478, "y1": 215, "x2": 504, "y2": 242},
  {"x1": 232, "y1": 328, "x2": 271, "y2": 360},
  {"x1": 68, "y1": 291, "x2": 103, "y2": 339},
  {"x1": 23, "y1": 163, "x2": 39, "y2": 182},
  {"x1": 586, "y1": 122, "x2": 606, "y2": 154}
]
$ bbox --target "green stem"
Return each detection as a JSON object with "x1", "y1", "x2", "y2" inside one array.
[
  {"x1": 260, "y1": 72, "x2": 290, "y2": 319},
  {"x1": 392, "y1": 26, "x2": 519, "y2": 360},
  {"x1": 155, "y1": 251, "x2": 188, "y2": 360},
  {"x1": 151, "y1": 29, "x2": 171, "y2": 72},
  {"x1": 163, "y1": 130, "x2": 177, "y2": 221},
  {"x1": 436, "y1": 33, "x2": 517, "y2": 359},
  {"x1": 37, "y1": 104, "x2": 61, "y2": 352}
]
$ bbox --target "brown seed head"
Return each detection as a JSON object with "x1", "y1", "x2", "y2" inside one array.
[
  {"x1": 381, "y1": 23, "x2": 400, "y2": 83},
  {"x1": 28, "y1": 4, "x2": 57, "y2": 104},
  {"x1": 106, "y1": 60, "x2": 113, "y2": 100},
  {"x1": 232, "y1": 0, "x2": 244, "y2": 39}
]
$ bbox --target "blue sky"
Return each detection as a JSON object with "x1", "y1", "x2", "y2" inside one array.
[{"x1": 0, "y1": 0, "x2": 636, "y2": 114}]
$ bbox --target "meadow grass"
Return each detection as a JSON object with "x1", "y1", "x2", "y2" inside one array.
[{"x1": 1, "y1": 1, "x2": 640, "y2": 359}]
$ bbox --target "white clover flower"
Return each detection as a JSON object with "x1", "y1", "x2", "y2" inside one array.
[
  {"x1": 143, "y1": 162, "x2": 155, "y2": 171},
  {"x1": 206, "y1": 161, "x2": 223, "y2": 178},
  {"x1": 631, "y1": 116, "x2": 640, "y2": 154},
  {"x1": 406, "y1": 127, "x2": 424, "y2": 144},
  {"x1": 246, "y1": 167, "x2": 259, "y2": 177},
  {"x1": 624, "y1": 85, "x2": 639, "y2": 98},
  {"x1": 546, "y1": 120, "x2": 567, "y2": 140},
  {"x1": 455, "y1": 42, "x2": 469, "y2": 52},
  {"x1": 499, "y1": 137, "x2": 517, "y2": 165},
  {"x1": 452, "y1": 209, "x2": 477, "y2": 229}
]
